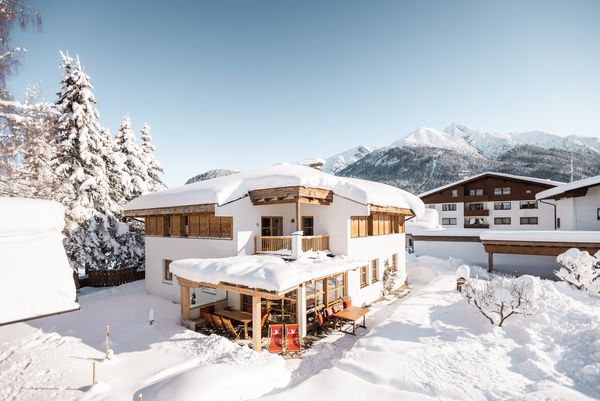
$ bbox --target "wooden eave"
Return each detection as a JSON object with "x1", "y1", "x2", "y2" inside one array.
[
  {"x1": 123, "y1": 203, "x2": 216, "y2": 217},
  {"x1": 369, "y1": 204, "x2": 415, "y2": 216},
  {"x1": 482, "y1": 239, "x2": 600, "y2": 256},
  {"x1": 249, "y1": 186, "x2": 334, "y2": 206},
  {"x1": 176, "y1": 276, "x2": 292, "y2": 300},
  {"x1": 412, "y1": 235, "x2": 481, "y2": 243}
]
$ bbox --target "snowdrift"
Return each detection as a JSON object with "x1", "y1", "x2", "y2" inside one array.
[{"x1": 0, "y1": 197, "x2": 78, "y2": 325}]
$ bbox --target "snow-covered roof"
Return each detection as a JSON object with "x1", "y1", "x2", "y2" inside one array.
[
  {"x1": 419, "y1": 172, "x2": 563, "y2": 198},
  {"x1": 0, "y1": 197, "x2": 65, "y2": 236},
  {"x1": 405, "y1": 208, "x2": 441, "y2": 231},
  {"x1": 169, "y1": 252, "x2": 364, "y2": 293},
  {"x1": 125, "y1": 164, "x2": 425, "y2": 216},
  {"x1": 536, "y1": 175, "x2": 600, "y2": 200},
  {"x1": 480, "y1": 231, "x2": 600, "y2": 243}
]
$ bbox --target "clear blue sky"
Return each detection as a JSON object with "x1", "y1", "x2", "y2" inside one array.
[{"x1": 8, "y1": 0, "x2": 600, "y2": 186}]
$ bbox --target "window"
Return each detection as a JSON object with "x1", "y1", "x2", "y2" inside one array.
[
  {"x1": 163, "y1": 259, "x2": 173, "y2": 282},
  {"x1": 525, "y1": 189, "x2": 532, "y2": 194},
  {"x1": 371, "y1": 259, "x2": 379, "y2": 283},
  {"x1": 428, "y1": 204, "x2": 436, "y2": 209},
  {"x1": 451, "y1": 189, "x2": 458, "y2": 197},
  {"x1": 494, "y1": 202, "x2": 511, "y2": 210},
  {"x1": 242, "y1": 291, "x2": 298, "y2": 324},
  {"x1": 442, "y1": 218, "x2": 457, "y2": 225},
  {"x1": 360, "y1": 265, "x2": 367, "y2": 288},
  {"x1": 520, "y1": 201, "x2": 538, "y2": 209},
  {"x1": 494, "y1": 217, "x2": 511, "y2": 225},
  {"x1": 391, "y1": 254, "x2": 397, "y2": 273},
  {"x1": 597, "y1": 208, "x2": 600, "y2": 221},
  {"x1": 302, "y1": 216, "x2": 314, "y2": 236},
  {"x1": 442, "y1": 204, "x2": 457, "y2": 211},
  {"x1": 557, "y1": 218, "x2": 561, "y2": 228},
  {"x1": 261, "y1": 216, "x2": 283, "y2": 236},
  {"x1": 306, "y1": 280, "x2": 325, "y2": 313},
  {"x1": 494, "y1": 187, "x2": 511, "y2": 195},
  {"x1": 326, "y1": 273, "x2": 345, "y2": 306},
  {"x1": 469, "y1": 189, "x2": 484, "y2": 196},
  {"x1": 466, "y1": 203, "x2": 484, "y2": 211},
  {"x1": 520, "y1": 217, "x2": 538, "y2": 225}
]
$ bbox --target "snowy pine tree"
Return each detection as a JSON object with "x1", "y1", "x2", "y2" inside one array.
[
  {"x1": 115, "y1": 116, "x2": 148, "y2": 201},
  {"x1": 382, "y1": 260, "x2": 396, "y2": 296},
  {"x1": 140, "y1": 123, "x2": 166, "y2": 193},
  {"x1": 52, "y1": 52, "x2": 121, "y2": 271}
]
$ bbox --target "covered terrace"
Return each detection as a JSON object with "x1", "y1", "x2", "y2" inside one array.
[{"x1": 170, "y1": 253, "x2": 363, "y2": 351}]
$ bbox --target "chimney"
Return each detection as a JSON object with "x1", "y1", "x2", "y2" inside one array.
[{"x1": 303, "y1": 158, "x2": 326, "y2": 171}]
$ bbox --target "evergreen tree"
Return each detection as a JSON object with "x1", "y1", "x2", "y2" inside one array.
[
  {"x1": 52, "y1": 52, "x2": 120, "y2": 271},
  {"x1": 115, "y1": 116, "x2": 147, "y2": 201},
  {"x1": 140, "y1": 123, "x2": 166, "y2": 192}
]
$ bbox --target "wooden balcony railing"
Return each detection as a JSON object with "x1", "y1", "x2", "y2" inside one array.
[
  {"x1": 254, "y1": 235, "x2": 330, "y2": 254},
  {"x1": 464, "y1": 209, "x2": 489, "y2": 216},
  {"x1": 302, "y1": 235, "x2": 330, "y2": 252}
]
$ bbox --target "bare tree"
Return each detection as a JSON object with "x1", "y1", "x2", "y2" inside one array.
[{"x1": 463, "y1": 275, "x2": 539, "y2": 327}]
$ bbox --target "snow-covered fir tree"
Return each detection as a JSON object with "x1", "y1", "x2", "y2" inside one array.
[
  {"x1": 115, "y1": 116, "x2": 148, "y2": 201},
  {"x1": 52, "y1": 52, "x2": 122, "y2": 271},
  {"x1": 140, "y1": 123, "x2": 166, "y2": 192}
]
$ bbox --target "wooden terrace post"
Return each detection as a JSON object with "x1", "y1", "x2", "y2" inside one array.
[
  {"x1": 295, "y1": 198, "x2": 301, "y2": 232},
  {"x1": 252, "y1": 295, "x2": 261, "y2": 352},
  {"x1": 487, "y1": 251, "x2": 494, "y2": 273},
  {"x1": 180, "y1": 283, "x2": 190, "y2": 321}
]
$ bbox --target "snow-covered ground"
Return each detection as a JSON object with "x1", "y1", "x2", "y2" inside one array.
[{"x1": 1, "y1": 255, "x2": 599, "y2": 401}]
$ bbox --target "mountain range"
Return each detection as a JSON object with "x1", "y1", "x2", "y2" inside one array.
[{"x1": 187, "y1": 124, "x2": 600, "y2": 194}]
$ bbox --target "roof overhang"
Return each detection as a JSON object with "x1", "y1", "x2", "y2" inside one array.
[
  {"x1": 249, "y1": 186, "x2": 333, "y2": 206},
  {"x1": 123, "y1": 203, "x2": 216, "y2": 217},
  {"x1": 176, "y1": 276, "x2": 293, "y2": 299},
  {"x1": 482, "y1": 239, "x2": 600, "y2": 256}
]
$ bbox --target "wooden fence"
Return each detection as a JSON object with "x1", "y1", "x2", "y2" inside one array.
[{"x1": 85, "y1": 267, "x2": 145, "y2": 287}]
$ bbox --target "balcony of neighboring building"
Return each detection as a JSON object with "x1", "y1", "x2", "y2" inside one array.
[
  {"x1": 464, "y1": 203, "x2": 489, "y2": 216},
  {"x1": 464, "y1": 217, "x2": 489, "y2": 229}
]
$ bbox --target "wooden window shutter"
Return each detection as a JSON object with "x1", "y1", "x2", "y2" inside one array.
[
  {"x1": 209, "y1": 215, "x2": 221, "y2": 238},
  {"x1": 199, "y1": 214, "x2": 209, "y2": 237},
  {"x1": 156, "y1": 215, "x2": 164, "y2": 235},
  {"x1": 189, "y1": 214, "x2": 199, "y2": 237},
  {"x1": 371, "y1": 215, "x2": 379, "y2": 236},
  {"x1": 171, "y1": 215, "x2": 181, "y2": 237},
  {"x1": 359, "y1": 217, "x2": 367, "y2": 237},
  {"x1": 145, "y1": 216, "x2": 156, "y2": 235},
  {"x1": 351, "y1": 217, "x2": 359, "y2": 238},
  {"x1": 220, "y1": 216, "x2": 233, "y2": 239},
  {"x1": 399, "y1": 215, "x2": 405, "y2": 233}
]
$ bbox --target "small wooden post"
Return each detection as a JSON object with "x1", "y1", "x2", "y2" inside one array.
[
  {"x1": 487, "y1": 252, "x2": 494, "y2": 273},
  {"x1": 138, "y1": 393, "x2": 143, "y2": 401},
  {"x1": 105, "y1": 324, "x2": 110, "y2": 360},
  {"x1": 295, "y1": 198, "x2": 301, "y2": 232},
  {"x1": 92, "y1": 361, "x2": 96, "y2": 385},
  {"x1": 252, "y1": 295, "x2": 261, "y2": 352},
  {"x1": 181, "y1": 285, "x2": 190, "y2": 321}
]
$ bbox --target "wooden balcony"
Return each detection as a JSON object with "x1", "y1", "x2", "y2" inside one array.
[
  {"x1": 464, "y1": 209, "x2": 489, "y2": 216},
  {"x1": 464, "y1": 223, "x2": 489, "y2": 229},
  {"x1": 254, "y1": 235, "x2": 330, "y2": 254}
]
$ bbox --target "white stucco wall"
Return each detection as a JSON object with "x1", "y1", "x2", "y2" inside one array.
[{"x1": 555, "y1": 186, "x2": 600, "y2": 231}]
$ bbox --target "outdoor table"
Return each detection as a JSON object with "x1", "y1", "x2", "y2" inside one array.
[
  {"x1": 333, "y1": 306, "x2": 369, "y2": 335},
  {"x1": 215, "y1": 309, "x2": 253, "y2": 339}
]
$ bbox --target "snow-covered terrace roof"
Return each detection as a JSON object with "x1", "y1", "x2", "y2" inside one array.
[
  {"x1": 419, "y1": 172, "x2": 563, "y2": 198},
  {"x1": 125, "y1": 164, "x2": 425, "y2": 216},
  {"x1": 480, "y1": 231, "x2": 600, "y2": 243},
  {"x1": 536, "y1": 175, "x2": 600, "y2": 200},
  {"x1": 169, "y1": 252, "x2": 364, "y2": 293}
]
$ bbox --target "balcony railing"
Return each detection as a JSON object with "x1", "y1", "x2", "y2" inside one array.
[
  {"x1": 254, "y1": 235, "x2": 329, "y2": 254},
  {"x1": 464, "y1": 223, "x2": 489, "y2": 229},
  {"x1": 464, "y1": 209, "x2": 489, "y2": 216}
]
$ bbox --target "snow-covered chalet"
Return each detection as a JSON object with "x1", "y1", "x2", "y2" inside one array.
[{"x1": 124, "y1": 164, "x2": 424, "y2": 350}]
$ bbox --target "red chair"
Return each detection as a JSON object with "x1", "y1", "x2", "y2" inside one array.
[
  {"x1": 285, "y1": 324, "x2": 301, "y2": 353},
  {"x1": 343, "y1": 298, "x2": 352, "y2": 309},
  {"x1": 268, "y1": 324, "x2": 284, "y2": 353},
  {"x1": 332, "y1": 304, "x2": 340, "y2": 314}
]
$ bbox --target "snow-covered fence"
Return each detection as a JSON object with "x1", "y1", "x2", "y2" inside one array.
[
  {"x1": 85, "y1": 267, "x2": 145, "y2": 287},
  {"x1": 555, "y1": 248, "x2": 600, "y2": 294},
  {"x1": 463, "y1": 275, "x2": 540, "y2": 327}
]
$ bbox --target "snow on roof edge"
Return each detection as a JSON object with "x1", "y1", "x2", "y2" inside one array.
[
  {"x1": 536, "y1": 174, "x2": 600, "y2": 200},
  {"x1": 418, "y1": 172, "x2": 563, "y2": 199},
  {"x1": 480, "y1": 230, "x2": 600, "y2": 243}
]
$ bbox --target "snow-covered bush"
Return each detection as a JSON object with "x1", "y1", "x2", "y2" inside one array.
[
  {"x1": 382, "y1": 260, "x2": 395, "y2": 295},
  {"x1": 555, "y1": 248, "x2": 600, "y2": 294},
  {"x1": 464, "y1": 275, "x2": 540, "y2": 327}
]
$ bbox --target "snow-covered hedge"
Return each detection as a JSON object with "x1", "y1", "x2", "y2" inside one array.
[
  {"x1": 464, "y1": 275, "x2": 541, "y2": 327},
  {"x1": 555, "y1": 248, "x2": 600, "y2": 294}
]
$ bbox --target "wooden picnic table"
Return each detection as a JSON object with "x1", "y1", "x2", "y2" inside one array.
[
  {"x1": 215, "y1": 309, "x2": 253, "y2": 339},
  {"x1": 333, "y1": 306, "x2": 369, "y2": 335}
]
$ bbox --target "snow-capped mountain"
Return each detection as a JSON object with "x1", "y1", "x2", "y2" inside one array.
[
  {"x1": 322, "y1": 145, "x2": 374, "y2": 173},
  {"x1": 392, "y1": 126, "x2": 482, "y2": 157}
]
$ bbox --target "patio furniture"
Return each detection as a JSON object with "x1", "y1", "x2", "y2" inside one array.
[
  {"x1": 268, "y1": 324, "x2": 284, "y2": 353},
  {"x1": 334, "y1": 306, "x2": 369, "y2": 335},
  {"x1": 285, "y1": 324, "x2": 301, "y2": 354},
  {"x1": 215, "y1": 309, "x2": 253, "y2": 339},
  {"x1": 210, "y1": 314, "x2": 226, "y2": 334},
  {"x1": 221, "y1": 317, "x2": 245, "y2": 340}
]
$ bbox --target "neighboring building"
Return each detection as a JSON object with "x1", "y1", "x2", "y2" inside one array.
[
  {"x1": 124, "y1": 164, "x2": 424, "y2": 350},
  {"x1": 536, "y1": 175, "x2": 600, "y2": 231},
  {"x1": 419, "y1": 172, "x2": 562, "y2": 230}
]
